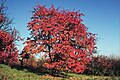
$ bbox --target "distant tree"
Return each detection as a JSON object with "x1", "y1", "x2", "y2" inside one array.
[
  {"x1": 0, "y1": 0, "x2": 22, "y2": 64},
  {"x1": 23, "y1": 4, "x2": 96, "y2": 73}
]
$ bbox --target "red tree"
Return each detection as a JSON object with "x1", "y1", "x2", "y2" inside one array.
[
  {"x1": 23, "y1": 4, "x2": 96, "y2": 73},
  {"x1": 0, "y1": 0, "x2": 22, "y2": 64},
  {"x1": 0, "y1": 30, "x2": 18, "y2": 64}
]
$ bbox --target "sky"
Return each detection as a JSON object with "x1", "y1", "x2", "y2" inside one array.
[{"x1": 4, "y1": 0, "x2": 120, "y2": 56}]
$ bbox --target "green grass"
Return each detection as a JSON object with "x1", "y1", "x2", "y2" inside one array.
[
  {"x1": 0, "y1": 64, "x2": 120, "y2": 80},
  {"x1": 0, "y1": 64, "x2": 40, "y2": 80}
]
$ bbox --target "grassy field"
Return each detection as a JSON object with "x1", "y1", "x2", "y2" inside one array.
[{"x1": 0, "y1": 64, "x2": 120, "y2": 80}]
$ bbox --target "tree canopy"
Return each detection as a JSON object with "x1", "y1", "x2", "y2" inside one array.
[{"x1": 22, "y1": 4, "x2": 96, "y2": 73}]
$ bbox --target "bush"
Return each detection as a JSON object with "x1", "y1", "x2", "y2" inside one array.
[
  {"x1": 111, "y1": 56, "x2": 120, "y2": 76},
  {"x1": 84, "y1": 55, "x2": 120, "y2": 76},
  {"x1": 21, "y1": 55, "x2": 38, "y2": 68}
]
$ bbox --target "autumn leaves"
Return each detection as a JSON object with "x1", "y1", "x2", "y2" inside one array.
[{"x1": 22, "y1": 4, "x2": 96, "y2": 73}]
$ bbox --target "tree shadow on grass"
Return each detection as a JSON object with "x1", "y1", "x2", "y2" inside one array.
[{"x1": 10, "y1": 64, "x2": 69, "y2": 78}]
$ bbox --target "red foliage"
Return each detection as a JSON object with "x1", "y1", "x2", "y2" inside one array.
[
  {"x1": 0, "y1": 30, "x2": 18, "y2": 64},
  {"x1": 23, "y1": 4, "x2": 96, "y2": 73},
  {"x1": 0, "y1": 30, "x2": 14, "y2": 45},
  {"x1": 0, "y1": 1, "x2": 20, "y2": 64}
]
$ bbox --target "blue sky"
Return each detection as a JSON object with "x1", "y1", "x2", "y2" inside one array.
[{"x1": 5, "y1": 0, "x2": 120, "y2": 56}]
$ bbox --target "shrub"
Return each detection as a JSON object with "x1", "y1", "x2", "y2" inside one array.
[
  {"x1": 84, "y1": 55, "x2": 120, "y2": 76},
  {"x1": 22, "y1": 55, "x2": 38, "y2": 68},
  {"x1": 110, "y1": 56, "x2": 120, "y2": 76}
]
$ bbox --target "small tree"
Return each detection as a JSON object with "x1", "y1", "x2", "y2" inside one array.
[
  {"x1": 23, "y1": 4, "x2": 96, "y2": 73},
  {"x1": 0, "y1": 0, "x2": 22, "y2": 64}
]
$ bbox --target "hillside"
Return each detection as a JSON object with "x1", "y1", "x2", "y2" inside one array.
[{"x1": 0, "y1": 64, "x2": 120, "y2": 80}]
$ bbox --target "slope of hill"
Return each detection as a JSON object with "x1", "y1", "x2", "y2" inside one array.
[{"x1": 0, "y1": 64, "x2": 119, "y2": 80}]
